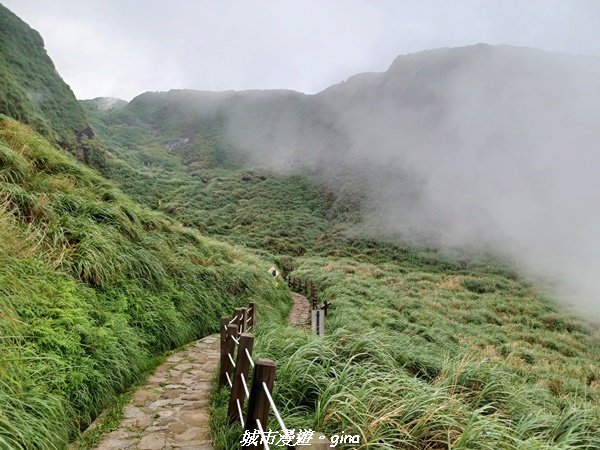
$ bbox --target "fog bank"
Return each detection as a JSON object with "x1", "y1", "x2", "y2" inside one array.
[{"x1": 225, "y1": 45, "x2": 600, "y2": 314}]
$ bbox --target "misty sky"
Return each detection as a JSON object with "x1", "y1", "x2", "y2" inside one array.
[{"x1": 4, "y1": 0, "x2": 600, "y2": 100}]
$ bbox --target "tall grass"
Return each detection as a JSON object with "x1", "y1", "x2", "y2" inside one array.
[
  {"x1": 213, "y1": 323, "x2": 599, "y2": 449},
  {"x1": 84, "y1": 92, "x2": 600, "y2": 448},
  {"x1": 0, "y1": 116, "x2": 291, "y2": 447}
]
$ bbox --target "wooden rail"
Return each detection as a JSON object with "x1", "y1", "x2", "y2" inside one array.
[
  {"x1": 220, "y1": 301, "x2": 334, "y2": 449},
  {"x1": 283, "y1": 274, "x2": 331, "y2": 336}
]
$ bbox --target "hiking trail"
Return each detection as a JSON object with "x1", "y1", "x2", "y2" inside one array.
[{"x1": 94, "y1": 292, "x2": 310, "y2": 449}]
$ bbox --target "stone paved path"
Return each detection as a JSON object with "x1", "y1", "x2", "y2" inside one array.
[
  {"x1": 95, "y1": 334, "x2": 219, "y2": 450},
  {"x1": 289, "y1": 292, "x2": 311, "y2": 329},
  {"x1": 95, "y1": 293, "x2": 311, "y2": 450}
]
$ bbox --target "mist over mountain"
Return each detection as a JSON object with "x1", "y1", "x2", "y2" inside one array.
[
  {"x1": 3, "y1": 4, "x2": 600, "y2": 447},
  {"x1": 98, "y1": 44, "x2": 600, "y2": 313}
]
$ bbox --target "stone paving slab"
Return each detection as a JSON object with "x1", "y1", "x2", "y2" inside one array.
[{"x1": 95, "y1": 334, "x2": 219, "y2": 450}]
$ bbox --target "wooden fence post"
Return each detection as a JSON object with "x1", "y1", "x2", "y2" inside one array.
[
  {"x1": 321, "y1": 301, "x2": 331, "y2": 317},
  {"x1": 234, "y1": 308, "x2": 243, "y2": 336},
  {"x1": 227, "y1": 333, "x2": 255, "y2": 423},
  {"x1": 221, "y1": 324, "x2": 238, "y2": 387},
  {"x1": 244, "y1": 359, "x2": 276, "y2": 449},
  {"x1": 248, "y1": 302, "x2": 256, "y2": 330},
  {"x1": 240, "y1": 307, "x2": 248, "y2": 334},
  {"x1": 219, "y1": 317, "x2": 230, "y2": 386}
]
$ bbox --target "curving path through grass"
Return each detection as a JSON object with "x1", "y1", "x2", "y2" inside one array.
[
  {"x1": 288, "y1": 292, "x2": 311, "y2": 329},
  {"x1": 94, "y1": 292, "x2": 310, "y2": 450}
]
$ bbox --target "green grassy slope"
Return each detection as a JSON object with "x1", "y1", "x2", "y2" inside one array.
[
  {"x1": 85, "y1": 99, "x2": 600, "y2": 448},
  {"x1": 14, "y1": 5, "x2": 596, "y2": 448},
  {"x1": 266, "y1": 259, "x2": 600, "y2": 449},
  {"x1": 82, "y1": 97, "x2": 360, "y2": 253},
  {"x1": 0, "y1": 4, "x2": 106, "y2": 166},
  {"x1": 0, "y1": 116, "x2": 290, "y2": 448}
]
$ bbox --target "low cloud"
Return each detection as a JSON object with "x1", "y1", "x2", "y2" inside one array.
[{"x1": 225, "y1": 45, "x2": 600, "y2": 314}]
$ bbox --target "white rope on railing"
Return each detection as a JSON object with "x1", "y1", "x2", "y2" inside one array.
[
  {"x1": 262, "y1": 382, "x2": 288, "y2": 432},
  {"x1": 228, "y1": 352, "x2": 236, "y2": 368},
  {"x1": 246, "y1": 317, "x2": 252, "y2": 323},
  {"x1": 224, "y1": 315, "x2": 241, "y2": 334},
  {"x1": 225, "y1": 371, "x2": 233, "y2": 388},
  {"x1": 236, "y1": 398, "x2": 245, "y2": 428},
  {"x1": 232, "y1": 336, "x2": 240, "y2": 345},
  {"x1": 256, "y1": 418, "x2": 270, "y2": 450},
  {"x1": 240, "y1": 373, "x2": 250, "y2": 399},
  {"x1": 245, "y1": 348, "x2": 255, "y2": 368}
]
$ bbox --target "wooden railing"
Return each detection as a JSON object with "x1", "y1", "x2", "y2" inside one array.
[
  {"x1": 283, "y1": 275, "x2": 331, "y2": 336},
  {"x1": 220, "y1": 302, "x2": 334, "y2": 449}
]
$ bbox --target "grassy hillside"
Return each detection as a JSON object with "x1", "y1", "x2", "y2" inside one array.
[
  {"x1": 82, "y1": 96, "x2": 360, "y2": 253},
  {"x1": 191, "y1": 173, "x2": 600, "y2": 448},
  {"x1": 7, "y1": 2, "x2": 598, "y2": 446},
  {"x1": 0, "y1": 4, "x2": 106, "y2": 166},
  {"x1": 246, "y1": 258, "x2": 600, "y2": 449},
  {"x1": 84, "y1": 99, "x2": 600, "y2": 448},
  {"x1": 0, "y1": 116, "x2": 290, "y2": 448}
]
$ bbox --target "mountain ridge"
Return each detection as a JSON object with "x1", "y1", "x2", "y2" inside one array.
[
  {"x1": 86, "y1": 43, "x2": 600, "y2": 178},
  {"x1": 2, "y1": 5, "x2": 600, "y2": 448},
  {"x1": 0, "y1": 3, "x2": 106, "y2": 167}
]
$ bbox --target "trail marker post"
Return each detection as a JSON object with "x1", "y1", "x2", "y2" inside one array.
[{"x1": 312, "y1": 309, "x2": 325, "y2": 336}]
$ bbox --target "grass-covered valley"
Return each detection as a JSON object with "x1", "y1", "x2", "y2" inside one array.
[
  {"x1": 83, "y1": 95, "x2": 600, "y2": 449},
  {"x1": 1, "y1": 2, "x2": 600, "y2": 449}
]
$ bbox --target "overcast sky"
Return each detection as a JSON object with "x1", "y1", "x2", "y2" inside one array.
[{"x1": 4, "y1": 0, "x2": 600, "y2": 100}]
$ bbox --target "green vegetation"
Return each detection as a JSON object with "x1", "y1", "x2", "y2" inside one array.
[
  {"x1": 83, "y1": 98, "x2": 600, "y2": 449},
  {"x1": 82, "y1": 96, "x2": 359, "y2": 255},
  {"x1": 0, "y1": 116, "x2": 290, "y2": 448},
  {"x1": 0, "y1": 5, "x2": 105, "y2": 166},
  {"x1": 210, "y1": 254, "x2": 600, "y2": 449},
  {"x1": 1, "y1": 8, "x2": 598, "y2": 445}
]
